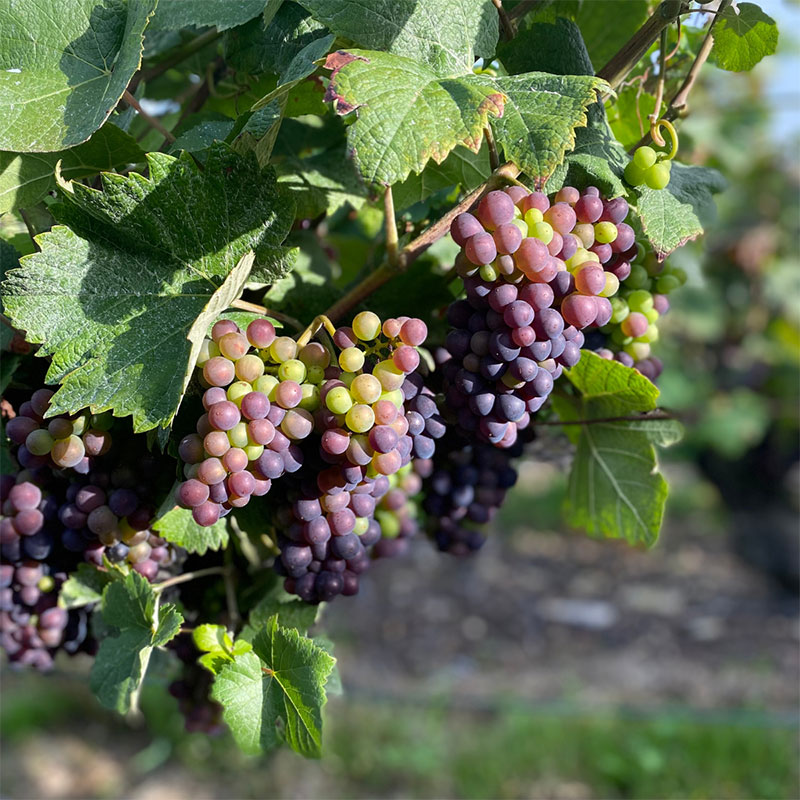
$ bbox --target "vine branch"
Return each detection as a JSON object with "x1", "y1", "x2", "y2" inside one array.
[
  {"x1": 230, "y1": 298, "x2": 304, "y2": 332},
  {"x1": 122, "y1": 90, "x2": 176, "y2": 144},
  {"x1": 492, "y1": 0, "x2": 516, "y2": 40},
  {"x1": 507, "y1": 0, "x2": 546, "y2": 23},
  {"x1": 152, "y1": 565, "x2": 229, "y2": 593},
  {"x1": 323, "y1": 162, "x2": 522, "y2": 323}
]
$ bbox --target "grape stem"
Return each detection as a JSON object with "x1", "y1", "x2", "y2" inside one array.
[
  {"x1": 297, "y1": 314, "x2": 338, "y2": 347},
  {"x1": 18, "y1": 209, "x2": 41, "y2": 251},
  {"x1": 535, "y1": 411, "x2": 679, "y2": 426},
  {"x1": 152, "y1": 565, "x2": 231, "y2": 593},
  {"x1": 122, "y1": 90, "x2": 176, "y2": 144},
  {"x1": 484, "y1": 126, "x2": 500, "y2": 171},
  {"x1": 322, "y1": 162, "x2": 522, "y2": 323},
  {"x1": 384, "y1": 186, "x2": 400, "y2": 269},
  {"x1": 649, "y1": 27, "x2": 669, "y2": 145},
  {"x1": 507, "y1": 0, "x2": 547, "y2": 23},
  {"x1": 492, "y1": 0, "x2": 516, "y2": 40},
  {"x1": 597, "y1": 1, "x2": 690, "y2": 93},
  {"x1": 630, "y1": 0, "x2": 730, "y2": 152},
  {"x1": 230, "y1": 299, "x2": 304, "y2": 332}
]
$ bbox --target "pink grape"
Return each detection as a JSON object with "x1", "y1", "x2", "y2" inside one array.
[
  {"x1": 450, "y1": 212, "x2": 484, "y2": 246},
  {"x1": 555, "y1": 186, "x2": 580, "y2": 205},
  {"x1": 514, "y1": 237, "x2": 548, "y2": 275},
  {"x1": 218, "y1": 332, "x2": 249, "y2": 360},
  {"x1": 503, "y1": 185, "x2": 528, "y2": 205},
  {"x1": 575, "y1": 264, "x2": 607, "y2": 296},
  {"x1": 575, "y1": 195, "x2": 603, "y2": 223},
  {"x1": 392, "y1": 345, "x2": 420, "y2": 373},
  {"x1": 178, "y1": 479, "x2": 209, "y2": 508},
  {"x1": 492, "y1": 223, "x2": 523, "y2": 255},
  {"x1": 543, "y1": 202, "x2": 577, "y2": 235},
  {"x1": 203, "y1": 431, "x2": 231, "y2": 457},
  {"x1": 594, "y1": 297, "x2": 613, "y2": 327},
  {"x1": 208, "y1": 401, "x2": 241, "y2": 431},
  {"x1": 621, "y1": 311, "x2": 649, "y2": 338},
  {"x1": 275, "y1": 380, "x2": 302, "y2": 409},
  {"x1": 240, "y1": 391, "x2": 269, "y2": 420},
  {"x1": 192, "y1": 502, "x2": 221, "y2": 527},
  {"x1": 211, "y1": 319, "x2": 239, "y2": 341},
  {"x1": 246, "y1": 318, "x2": 276, "y2": 348},
  {"x1": 247, "y1": 419, "x2": 275, "y2": 446},
  {"x1": 464, "y1": 232, "x2": 497, "y2": 265},
  {"x1": 561, "y1": 294, "x2": 599, "y2": 329},
  {"x1": 203, "y1": 357, "x2": 235, "y2": 387},
  {"x1": 228, "y1": 471, "x2": 255, "y2": 497},
  {"x1": 197, "y1": 458, "x2": 226, "y2": 485},
  {"x1": 399, "y1": 318, "x2": 427, "y2": 347},
  {"x1": 476, "y1": 190, "x2": 515, "y2": 229},
  {"x1": 520, "y1": 192, "x2": 549, "y2": 214},
  {"x1": 611, "y1": 222, "x2": 636, "y2": 253},
  {"x1": 601, "y1": 197, "x2": 629, "y2": 224},
  {"x1": 503, "y1": 301, "x2": 534, "y2": 328},
  {"x1": 203, "y1": 387, "x2": 227, "y2": 410},
  {"x1": 222, "y1": 448, "x2": 248, "y2": 473}
]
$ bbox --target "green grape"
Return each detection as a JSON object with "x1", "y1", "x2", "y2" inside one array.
[
  {"x1": 511, "y1": 218, "x2": 528, "y2": 237},
  {"x1": 26, "y1": 429, "x2": 54, "y2": 456},
  {"x1": 228, "y1": 422, "x2": 249, "y2": 448},
  {"x1": 254, "y1": 374, "x2": 279, "y2": 397},
  {"x1": 529, "y1": 221, "x2": 554, "y2": 244},
  {"x1": 523, "y1": 208, "x2": 543, "y2": 227},
  {"x1": 633, "y1": 145, "x2": 657, "y2": 169},
  {"x1": 626, "y1": 264, "x2": 651, "y2": 290},
  {"x1": 627, "y1": 289, "x2": 654, "y2": 313},
  {"x1": 226, "y1": 381, "x2": 252, "y2": 407},
  {"x1": 350, "y1": 373, "x2": 382, "y2": 404},
  {"x1": 197, "y1": 338, "x2": 218, "y2": 365},
  {"x1": 341, "y1": 371, "x2": 356, "y2": 388},
  {"x1": 625, "y1": 341, "x2": 651, "y2": 360},
  {"x1": 374, "y1": 360, "x2": 405, "y2": 391},
  {"x1": 599, "y1": 272, "x2": 620, "y2": 298},
  {"x1": 299, "y1": 383, "x2": 320, "y2": 411},
  {"x1": 90, "y1": 412, "x2": 114, "y2": 431},
  {"x1": 375, "y1": 509, "x2": 400, "y2": 538},
  {"x1": 611, "y1": 327, "x2": 632, "y2": 345},
  {"x1": 669, "y1": 266, "x2": 687, "y2": 285},
  {"x1": 610, "y1": 297, "x2": 631, "y2": 326},
  {"x1": 326, "y1": 386, "x2": 353, "y2": 414},
  {"x1": 269, "y1": 336, "x2": 298, "y2": 363},
  {"x1": 51, "y1": 435, "x2": 85, "y2": 468},
  {"x1": 345, "y1": 403, "x2": 375, "y2": 433},
  {"x1": 644, "y1": 307, "x2": 660, "y2": 324},
  {"x1": 480, "y1": 263, "x2": 498, "y2": 281},
  {"x1": 380, "y1": 388, "x2": 405, "y2": 408},
  {"x1": 501, "y1": 372, "x2": 524, "y2": 389},
  {"x1": 353, "y1": 516, "x2": 369, "y2": 536},
  {"x1": 656, "y1": 274, "x2": 681, "y2": 294},
  {"x1": 637, "y1": 324, "x2": 659, "y2": 343},
  {"x1": 306, "y1": 365, "x2": 325, "y2": 385},
  {"x1": 645, "y1": 161, "x2": 671, "y2": 190},
  {"x1": 71, "y1": 415, "x2": 89, "y2": 436},
  {"x1": 624, "y1": 161, "x2": 647, "y2": 186},
  {"x1": 352, "y1": 311, "x2": 381, "y2": 341},
  {"x1": 244, "y1": 443, "x2": 264, "y2": 461},
  {"x1": 278, "y1": 358, "x2": 307, "y2": 383},
  {"x1": 594, "y1": 221, "x2": 618, "y2": 244},
  {"x1": 235, "y1": 354, "x2": 265, "y2": 383},
  {"x1": 566, "y1": 248, "x2": 598, "y2": 272},
  {"x1": 339, "y1": 347, "x2": 365, "y2": 373}
]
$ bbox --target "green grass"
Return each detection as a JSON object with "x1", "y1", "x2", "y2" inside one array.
[{"x1": 1, "y1": 671, "x2": 797, "y2": 799}]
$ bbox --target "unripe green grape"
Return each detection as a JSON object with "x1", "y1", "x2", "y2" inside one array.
[
  {"x1": 599, "y1": 272, "x2": 620, "y2": 298},
  {"x1": 339, "y1": 347, "x2": 365, "y2": 373},
  {"x1": 626, "y1": 264, "x2": 651, "y2": 290},
  {"x1": 298, "y1": 383, "x2": 320, "y2": 411},
  {"x1": 529, "y1": 221, "x2": 554, "y2": 244},
  {"x1": 345, "y1": 403, "x2": 375, "y2": 434},
  {"x1": 374, "y1": 360, "x2": 405, "y2": 391},
  {"x1": 480, "y1": 263, "x2": 498, "y2": 281},
  {"x1": 52, "y1": 435, "x2": 85, "y2": 468},
  {"x1": 633, "y1": 145, "x2": 657, "y2": 169},
  {"x1": 375, "y1": 509, "x2": 400, "y2": 538},
  {"x1": 235, "y1": 354, "x2": 264, "y2": 383},
  {"x1": 669, "y1": 266, "x2": 687, "y2": 285},
  {"x1": 244, "y1": 443, "x2": 264, "y2": 461},
  {"x1": 634, "y1": 242, "x2": 646, "y2": 263},
  {"x1": 609, "y1": 297, "x2": 630, "y2": 324},
  {"x1": 380, "y1": 388, "x2": 404, "y2": 409},
  {"x1": 306, "y1": 365, "x2": 325, "y2": 385},
  {"x1": 228, "y1": 422, "x2": 249, "y2": 449},
  {"x1": 254, "y1": 374, "x2": 278, "y2": 397},
  {"x1": 624, "y1": 161, "x2": 647, "y2": 186},
  {"x1": 326, "y1": 386, "x2": 353, "y2": 415},
  {"x1": 351, "y1": 373, "x2": 382, "y2": 404},
  {"x1": 627, "y1": 289, "x2": 654, "y2": 313},
  {"x1": 91, "y1": 412, "x2": 114, "y2": 431},
  {"x1": 572, "y1": 223, "x2": 595, "y2": 248},
  {"x1": 26, "y1": 429, "x2": 54, "y2": 456},
  {"x1": 340, "y1": 371, "x2": 356, "y2": 388},
  {"x1": 656, "y1": 274, "x2": 681, "y2": 294},
  {"x1": 71, "y1": 414, "x2": 89, "y2": 436},
  {"x1": 566, "y1": 248, "x2": 598, "y2": 272},
  {"x1": 501, "y1": 372, "x2": 524, "y2": 389},
  {"x1": 644, "y1": 307, "x2": 659, "y2": 324},
  {"x1": 197, "y1": 338, "x2": 218, "y2": 365},
  {"x1": 645, "y1": 161, "x2": 671, "y2": 190},
  {"x1": 352, "y1": 311, "x2": 381, "y2": 341},
  {"x1": 625, "y1": 341, "x2": 651, "y2": 360},
  {"x1": 227, "y1": 381, "x2": 252, "y2": 407},
  {"x1": 269, "y1": 336, "x2": 298, "y2": 363},
  {"x1": 611, "y1": 327, "x2": 632, "y2": 345},
  {"x1": 523, "y1": 208, "x2": 543, "y2": 227},
  {"x1": 511, "y1": 218, "x2": 528, "y2": 237},
  {"x1": 594, "y1": 221, "x2": 618, "y2": 244},
  {"x1": 637, "y1": 324, "x2": 659, "y2": 343},
  {"x1": 353, "y1": 516, "x2": 369, "y2": 536},
  {"x1": 278, "y1": 358, "x2": 306, "y2": 383}
]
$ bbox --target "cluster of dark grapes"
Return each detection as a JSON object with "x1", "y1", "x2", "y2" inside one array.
[
  {"x1": 268, "y1": 312, "x2": 441, "y2": 603},
  {"x1": 5, "y1": 388, "x2": 113, "y2": 473},
  {"x1": 1, "y1": 393, "x2": 179, "y2": 669},
  {"x1": 592, "y1": 250, "x2": 687, "y2": 381},
  {"x1": 445, "y1": 185, "x2": 633, "y2": 446}
]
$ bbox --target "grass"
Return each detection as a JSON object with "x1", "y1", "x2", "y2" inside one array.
[{"x1": 1, "y1": 671, "x2": 797, "y2": 799}]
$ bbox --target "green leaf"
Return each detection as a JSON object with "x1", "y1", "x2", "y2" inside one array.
[
  {"x1": 297, "y1": 0, "x2": 498, "y2": 75},
  {"x1": 170, "y1": 117, "x2": 236, "y2": 155},
  {"x1": 607, "y1": 87, "x2": 657, "y2": 151},
  {"x1": 0, "y1": 239, "x2": 21, "y2": 353},
  {"x1": 574, "y1": 0, "x2": 650, "y2": 71},
  {"x1": 711, "y1": 3, "x2": 778, "y2": 72},
  {"x1": 489, "y1": 72, "x2": 607, "y2": 182},
  {"x1": 60, "y1": 563, "x2": 118, "y2": 609},
  {"x1": 242, "y1": 586, "x2": 320, "y2": 638},
  {"x1": 552, "y1": 352, "x2": 682, "y2": 547},
  {"x1": 193, "y1": 623, "x2": 234, "y2": 653},
  {"x1": 0, "y1": 124, "x2": 145, "y2": 214},
  {"x1": 152, "y1": 502, "x2": 229, "y2": 556},
  {"x1": 0, "y1": 0, "x2": 157, "y2": 151},
  {"x1": 148, "y1": 0, "x2": 278, "y2": 32},
  {"x1": 498, "y1": 16, "x2": 593, "y2": 77},
  {"x1": 636, "y1": 162, "x2": 726, "y2": 258},
  {"x1": 325, "y1": 50, "x2": 505, "y2": 185},
  {"x1": 90, "y1": 571, "x2": 183, "y2": 713},
  {"x1": 211, "y1": 615, "x2": 335, "y2": 757},
  {"x1": 232, "y1": 101, "x2": 287, "y2": 167},
  {"x1": 2, "y1": 145, "x2": 295, "y2": 431}
]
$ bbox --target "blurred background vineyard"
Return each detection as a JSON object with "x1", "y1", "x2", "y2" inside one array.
[{"x1": 1, "y1": 2, "x2": 799, "y2": 798}]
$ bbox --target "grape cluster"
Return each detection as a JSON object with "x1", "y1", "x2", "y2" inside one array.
[
  {"x1": 372, "y1": 463, "x2": 423, "y2": 559},
  {"x1": 5, "y1": 388, "x2": 113, "y2": 474},
  {"x1": 445, "y1": 185, "x2": 633, "y2": 446},
  {"x1": 168, "y1": 635, "x2": 225, "y2": 734},
  {"x1": 625, "y1": 146, "x2": 672, "y2": 190},
  {"x1": 417, "y1": 431, "x2": 520, "y2": 555},
  {"x1": 592, "y1": 249, "x2": 687, "y2": 380}
]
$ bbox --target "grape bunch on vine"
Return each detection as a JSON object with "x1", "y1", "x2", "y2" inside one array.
[{"x1": 0, "y1": 0, "x2": 778, "y2": 759}]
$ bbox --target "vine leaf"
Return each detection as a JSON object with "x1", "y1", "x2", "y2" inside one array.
[
  {"x1": 297, "y1": 0, "x2": 498, "y2": 76},
  {"x1": 636, "y1": 163, "x2": 727, "y2": 259},
  {"x1": 711, "y1": 3, "x2": 778, "y2": 72},
  {"x1": 211, "y1": 615, "x2": 335, "y2": 758},
  {"x1": 240, "y1": 585, "x2": 320, "y2": 641},
  {"x1": 0, "y1": 0, "x2": 157, "y2": 151},
  {"x1": 325, "y1": 50, "x2": 505, "y2": 186},
  {"x1": 2, "y1": 145, "x2": 295, "y2": 432},
  {"x1": 488, "y1": 73, "x2": 607, "y2": 183},
  {"x1": 90, "y1": 571, "x2": 183, "y2": 714},
  {"x1": 148, "y1": 0, "x2": 279, "y2": 32},
  {"x1": 0, "y1": 123, "x2": 145, "y2": 214},
  {"x1": 60, "y1": 562, "x2": 118, "y2": 609},
  {"x1": 552, "y1": 352, "x2": 683, "y2": 548}
]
